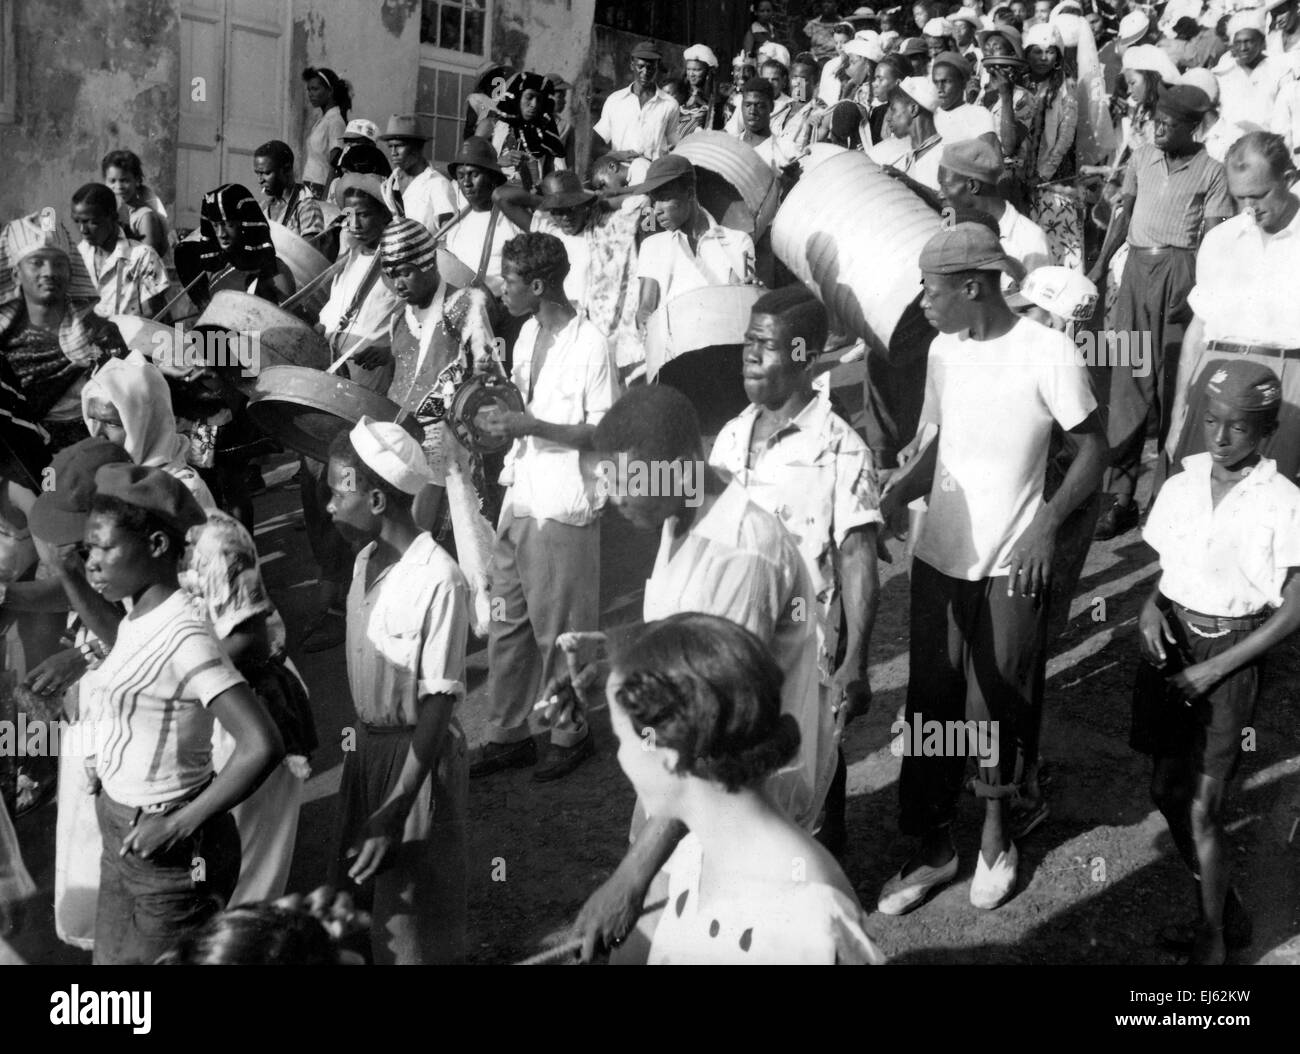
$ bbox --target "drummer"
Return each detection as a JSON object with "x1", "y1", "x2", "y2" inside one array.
[
  {"x1": 70, "y1": 183, "x2": 170, "y2": 320},
  {"x1": 252, "y1": 140, "x2": 325, "y2": 240},
  {"x1": 318, "y1": 172, "x2": 403, "y2": 396},
  {"x1": 175, "y1": 184, "x2": 296, "y2": 308},
  {"x1": 442, "y1": 137, "x2": 523, "y2": 300},
  {"x1": 631, "y1": 155, "x2": 757, "y2": 334}
]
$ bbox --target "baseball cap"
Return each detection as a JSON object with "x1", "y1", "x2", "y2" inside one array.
[
  {"x1": 919, "y1": 220, "x2": 1026, "y2": 284},
  {"x1": 1006, "y1": 266, "x2": 1099, "y2": 321},
  {"x1": 29, "y1": 436, "x2": 133, "y2": 546}
]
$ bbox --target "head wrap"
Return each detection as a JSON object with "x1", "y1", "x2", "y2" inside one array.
[
  {"x1": 1181, "y1": 67, "x2": 1220, "y2": 105},
  {"x1": 1228, "y1": 9, "x2": 1268, "y2": 39},
  {"x1": 192, "y1": 183, "x2": 276, "y2": 275},
  {"x1": 0, "y1": 208, "x2": 98, "y2": 305},
  {"x1": 757, "y1": 41, "x2": 791, "y2": 70},
  {"x1": 1024, "y1": 23, "x2": 1065, "y2": 52},
  {"x1": 683, "y1": 44, "x2": 719, "y2": 68},
  {"x1": 924, "y1": 17, "x2": 957, "y2": 37},
  {"x1": 1203, "y1": 360, "x2": 1283, "y2": 415},
  {"x1": 1122, "y1": 44, "x2": 1182, "y2": 86},
  {"x1": 82, "y1": 355, "x2": 191, "y2": 472},
  {"x1": 379, "y1": 217, "x2": 439, "y2": 272},
  {"x1": 496, "y1": 71, "x2": 565, "y2": 161}
]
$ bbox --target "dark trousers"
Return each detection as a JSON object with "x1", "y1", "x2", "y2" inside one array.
[
  {"x1": 862, "y1": 313, "x2": 933, "y2": 468},
  {"x1": 899, "y1": 559, "x2": 1048, "y2": 836},
  {"x1": 1105, "y1": 247, "x2": 1195, "y2": 503},
  {"x1": 93, "y1": 791, "x2": 240, "y2": 965}
]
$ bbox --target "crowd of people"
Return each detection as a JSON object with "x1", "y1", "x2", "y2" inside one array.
[{"x1": 1, "y1": 0, "x2": 1299, "y2": 967}]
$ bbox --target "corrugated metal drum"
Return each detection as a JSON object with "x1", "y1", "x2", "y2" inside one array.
[
  {"x1": 675, "y1": 131, "x2": 781, "y2": 237},
  {"x1": 268, "y1": 221, "x2": 331, "y2": 318},
  {"x1": 772, "y1": 151, "x2": 940, "y2": 356}
]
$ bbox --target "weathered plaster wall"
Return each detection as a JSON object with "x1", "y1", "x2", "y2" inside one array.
[
  {"x1": 289, "y1": 0, "x2": 422, "y2": 158},
  {"x1": 492, "y1": 0, "x2": 597, "y2": 168},
  {"x1": 0, "y1": 0, "x2": 180, "y2": 225}
]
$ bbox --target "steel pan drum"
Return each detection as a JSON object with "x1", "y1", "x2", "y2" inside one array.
[
  {"x1": 675, "y1": 132, "x2": 781, "y2": 238},
  {"x1": 644, "y1": 285, "x2": 765, "y2": 382},
  {"x1": 110, "y1": 314, "x2": 190, "y2": 378},
  {"x1": 772, "y1": 150, "x2": 940, "y2": 357},
  {"x1": 268, "y1": 221, "x2": 332, "y2": 318},
  {"x1": 193, "y1": 290, "x2": 330, "y2": 384},
  {"x1": 247, "y1": 365, "x2": 423, "y2": 462}
]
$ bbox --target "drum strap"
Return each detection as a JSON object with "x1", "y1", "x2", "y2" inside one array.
[
  {"x1": 474, "y1": 206, "x2": 502, "y2": 287},
  {"x1": 331, "y1": 249, "x2": 384, "y2": 357}
]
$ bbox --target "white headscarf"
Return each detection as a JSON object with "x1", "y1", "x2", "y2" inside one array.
[
  {"x1": 82, "y1": 354, "x2": 191, "y2": 472},
  {"x1": 1051, "y1": 8, "x2": 1116, "y2": 164}
]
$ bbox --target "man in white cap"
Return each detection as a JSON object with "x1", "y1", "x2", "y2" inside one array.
[
  {"x1": 379, "y1": 114, "x2": 458, "y2": 235},
  {"x1": 1217, "y1": 8, "x2": 1286, "y2": 130},
  {"x1": 923, "y1": 15, "x2": 958, "y2": 58},
  {"x1": 950, "y1": 7, "x2": 984, "y2": 68},
  {"x1": 874, "y1": 76, "x2": 946, "y2": 198},
  {"x1": 1181, "y1": 67, "x2": 1246, "y2": 160},
  {"x1": 325, "y1": 414, "x2": 468, "y2": 964},
  {"x1": 0, "y1": 208, "x2": 124, "y2": 451}
]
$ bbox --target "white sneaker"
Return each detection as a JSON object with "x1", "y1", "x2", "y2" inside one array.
[
  {"x1": 877, "y1": 854, "x2": 960, "y2": 916},
  {"x1": 970, "y1": 843, "x2": 1018, "y2": 910}
]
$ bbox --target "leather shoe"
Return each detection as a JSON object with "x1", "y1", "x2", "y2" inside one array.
[
  {"x1": 1093, "y1": 496, "x2": 1140, "y2": 541},
  {"x1": 469, "y1": 738, "x2": 538, "y2": 778},
  {"x1": 532, "y1": 735, "x2": 595, "y2": 782}
]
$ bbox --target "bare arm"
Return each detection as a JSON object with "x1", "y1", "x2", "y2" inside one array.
[
  {"x1": 636, "y1": 277, "x2": 661, "y2": 332},
  {"x1": 492, "y1": 184, "x2": 540, "y2": 232},
  {"x1": 832, "y1": 524, "x2": 880, "y2": 721}
]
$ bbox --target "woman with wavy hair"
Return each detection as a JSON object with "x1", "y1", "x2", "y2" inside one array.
[
  {"x1": 301, "y1": 67, "x2": 352, "y2": 199},
  {"x1": 606, "y1": 612, "x2": 886, "y2": 965}
]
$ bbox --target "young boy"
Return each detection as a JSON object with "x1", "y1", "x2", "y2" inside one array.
[
  {"x1": 326, "y1": 416, "x2": 469, "y2": 964},
  {"x1": 71, "y1": 183, "x2": 170, "y2": 320},
  {"x1": 708, "y1": 285, "x2": 882, "y2": 854},
  {"x1": 471, "y1": 233, "x2": 618, "y2": 781},
  {"x1": 1133, "y1": 358, "x2": 1300, "y2": 965}
]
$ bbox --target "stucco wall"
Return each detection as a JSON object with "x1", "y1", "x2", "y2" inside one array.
[
  {"x1": 0, "y1": 0, "x2": 180, "y2": 225},
  {"x1": 289, "y1": 0, "x2": 422, "y2": 156}
]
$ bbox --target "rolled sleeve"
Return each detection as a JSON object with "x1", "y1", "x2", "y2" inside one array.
[{"x1": 417, "y1": 577, "x2": 470, "y2": 703}]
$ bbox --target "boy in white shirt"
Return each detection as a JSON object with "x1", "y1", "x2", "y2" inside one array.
[{"x1": 1133, "y1": 359, "x2": 1300, "y2": 965}]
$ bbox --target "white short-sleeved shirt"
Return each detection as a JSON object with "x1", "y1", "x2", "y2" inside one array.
[
  {"x1": 318, "y1": 247, "x2": 403, "y2": 357},
  {"x1": 1188, "y1": 206, "x2": 1300, "y2": 348},
  {"x1": 593, "y1": 85, "x2": 681, "y2": 160},
  {"x1": 77, "y1": 237, "x2": 169, "y2": 318},
  {"x1": 934, "y1": 103, "x2": 999, "y2": 144},
  {"x1": 303, "y1": 106, "x2": 346, "y2": 187},
  {"x1": 643, "y1": 482, "x2": 828, "y2": 830},
  {"x1": 1145, "y1": 453, "x2": 1300, "y2": 617},
  {"x1": 710, "y1": 396, "x2": 882, "y2": 684},
  {"x1": 636, "y1": 209, "x2": 756, "y2": 306},
  {"x1": 914, "y1": 317, "x2": 1097, "y2": 580},
  {"x1": 95, "y1": 590, "x2": 246, "y2": 808},
  {"x1": 347, "y1": 532, "x2": 470, "y2": 726},
  {"x1": 649, "y1": 833, "x2": 887, "y2": 965},
  {"x1": 397, "y1": 166, "x2": 458, "y2": 235},
  {"x1": 500, "y1": 313, "x2": 619, "y2": 526}
]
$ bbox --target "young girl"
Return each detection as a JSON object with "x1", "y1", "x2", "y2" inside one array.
[
  {"x1": 101, "y1": 150, "x2": 171, "y2": 262},
  {"x1": 742, "y1": 0, "x2": 777, "y2": 56},
  {"x1": 84, "y1": 463, "x2": 281, "y2": 964},
  {"x1": 1133, "y1": 360, "x2": 1300, "y2": 965},
  {"x1": 606, "y1": 612, "x2": 886, "y2": 965}
]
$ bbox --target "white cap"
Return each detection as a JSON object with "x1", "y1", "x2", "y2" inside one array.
[
  {"x1": 757, "y1": 41, "x2": 791, "y2": 70},
  {"x1": 950, "y1": 8, "x2": 982, "y2": 27},
  {"x1": 1024, "y1": 22, "x2": 1065, "y2": 50},
  {"x1": 1116, "y1": 10, "x2": 1153, "y2": 51},
  {"x1": 900, "y1": 74, "x2": 941, "y2": 112},
  {"x1": 1181, "y1": 66, "x2": 1220, "y2": 104},
  {"x1": 1121, "y1": 43, "x2": 1182, "y2": 86},
  {"x1": 342, "y1": 118, "x2": 379, "y2": 142},
  {"x1": 844, "y1": 36, "x2": 885, "y2": 61},
  {"x1": 348, "y1": 415, "x2": 436, "y2": 496},
  {"x1": 683, "y1": 44, "x2": 719, "y2": 68},
  {"x1": 1006, "y1": 266, "x2": 1099, "y2": 321},
  {"x1": 924, "y1": 17, "x2": 956, "y2": 37},
  {"x1": 1228, "y1": 8, "x2": 1268, "y2": 37}
]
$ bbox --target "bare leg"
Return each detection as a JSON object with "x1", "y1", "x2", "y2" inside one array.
[
  {"x1": 1189, "y1": 772, "x2": 1229, "y2": 965},
  {"x1": 1150, "y1": 755, "x2": 1199, "y2": 875},
  {"x1": 980, "y1": 797, "x2": 1011, "y2": 865}
]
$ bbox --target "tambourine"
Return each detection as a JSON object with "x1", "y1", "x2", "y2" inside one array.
[{"x1": 436, "y1": 371, "x2": 524, "y2": 457}]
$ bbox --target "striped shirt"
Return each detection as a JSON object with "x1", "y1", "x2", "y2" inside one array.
[
  {"x1": 95, "y1": 590, "x2": 246, "y2": 808},
  {"x1": 1123, "y1": 144, "x2": 1233, "y2": 250},
  {"x1": 264, "y1": 184, "x2": 325, "y2": 238}
]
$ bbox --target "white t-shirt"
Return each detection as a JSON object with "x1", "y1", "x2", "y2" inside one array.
[
  {"x1": 95, "y1": 590, "x2": 246, "y2": 808},
  {"x1": 914, "y1": 317, "x2": 1096, "y2": 580}
]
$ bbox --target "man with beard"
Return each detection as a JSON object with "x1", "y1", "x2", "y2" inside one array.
[{"x1": 0, "y1": 208, "x2": 124, "y2": 451}]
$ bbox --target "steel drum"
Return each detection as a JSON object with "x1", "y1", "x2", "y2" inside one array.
[
  {"x1": 674, "y1": 131, "x2": 781, "y2": 238},
  {"x1": 110, "y1": 314, "x2": 191, "y2": 378},
  {"x1": 247, "y1": 365, "x2": 423, "y2": 462},
  {"x1": 192, "y1": 290, "x2": 330, "y2": 387},
  {"x1": 268, "y1": 221, "x2": 332, "y2": 318}
]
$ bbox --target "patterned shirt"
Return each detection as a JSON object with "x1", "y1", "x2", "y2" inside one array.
[
  {"x1": 76, "y1": 236, "x2": 170, "y2": 318},
  {"x1": 1122, "y1": 144, "x2": 1233, "y2": 250},
  {"x1": 263, "y1": 184, "x2": 324, "y2": 238},
  {"x1": 709, "y1": 396, "x2": 881, "y2": 686}
]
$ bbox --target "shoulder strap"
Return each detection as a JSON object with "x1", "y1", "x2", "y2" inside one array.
[{"x1": 474, "y1": 206, "x2": 502, "y2": 286}]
